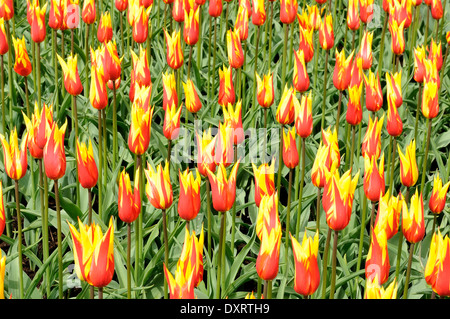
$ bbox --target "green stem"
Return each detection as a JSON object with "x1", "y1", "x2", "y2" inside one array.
[
  {"x1": 320, "y1": 50, "x2": 330, "y2": 131},
  {"x1": 267, "y1": 2, "x2": 274, "y2": 69},
  {"x1": 53, "y1": 30, "x2": 59, "y2": 116},
  {"x1": 316, "y1": 187, "x2": 321, "y2": 232},
  {"x1": 395, "y1": 187, "x2": 409, "y2": 280},
  {"x1": 283, "y1": 168, "x2": 293, "y2": 297},
  {"x1": 5, "y1": 21, "x2": 13, "y2": 129},
  {"x1": 349, "y1": 125, "x2": 356, "y2": 171},
  {"x1": 414, "y1": 84, "x2": 423, "y2": 143},
  {"x1": 389, "y1": 137, "x2": 397, "y2": 192},
  {"x1": 112, "y1": 85, "x2": 118, "y2": 171},
  {"x1": 36, "y1": 43, "x2": 41, "y2": 108},
  {"x1": 98, "y1": 110, "x2": 103, "y2": 219},
  {"x1": 230, "y1": 146, "x2": 237, "y2": 255},
  {"x1": 377, "y1": 13, "x2": 388, "y2": 77},
  {"x1": 127, "y1": 222, "x2": 132, "y2": 299},
  {"x1": 210, "y1": 18, "x2": 218, "y2": 117},
  {"x1": 403, "y1": 242, "x2": 415, "y2": 299},
  {"x1": 276, "y1": 125, "x2": 284, "y2": 196},
  {"x1": 24, "y1": 76, "x2": 30, "y2": 118},
  {"x1": 281, "y1": 24, "x2": 289, "y2": 90},
  {"x1": 335, "y1": 90, "x2": 343, "y2": 137},
  {"x1": 329, "y1": 230, "x2": 339, "y2": 299},
  {"x1": 38, "y1": 159, "x2": 50, "y2": 297},
  {"x1": 251, "y1": 26, "x2": 261, "y2": 128},
  {"x1": 1, "y1": 54, "x2": 5, "y2": 134},
  {"x1": 321, "y1": 227, "x2": 332, "y2": 298},
  {"x1": 84, "y1": 24, "x2": 90, "y2": 99},
  {"x1": 73, "y1": 96, "x2": 80, "y2": 207},
  {"x1": 355, "y1": 195, "x2": 368, "y2": 275},
  {"x1": 420, "y1": 118, "x2": 432, "y2": 194},
  {"x1": 54, "y1": 179, "x2": 63, "y2": 299},
  {"x1": 162, "y1": 208, "x2": 169, "y2": 299},
  {"x1": 295, "y1": 138, "x2": 306, "y2": 238},
  {"x1": 216, "y1": 210, "x2": 226, "y2": 299},
  {"x1": 14, "y1": 179, "x2": 24, "y2": 299}
]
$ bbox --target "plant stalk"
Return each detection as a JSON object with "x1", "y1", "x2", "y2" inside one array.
[
  {"x1": 14, "y1": 179, "x2": 24, "y2": 299},
  {"x1": 54, "y1": 179, "x2": 63, "y2": 299}
]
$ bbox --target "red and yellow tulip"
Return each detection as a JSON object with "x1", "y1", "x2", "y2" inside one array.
[
  {"x1": 425, "y1": 231, "x2": 450, "y2": 296},
  {"x1": 23, "y1": 104, "x2": 45, "y2": 159},
  {"x1": 386, "y1": 71, "x2": 402, "y2": 108},
  {"x1": 256, "y1": 72, "x2": 275, "y2": 108},
  {"x1": 0, "y1": 182, "x2": 4, "y2": 237},
  {"x1": 208, "y1": 0, "x2": 223, "y2": 17},
  {"x1": 363, "y1": 70, "x2": 383, "y2": 112},
  {"x1": 251, "y1": 0, "x2": 266, "y2": 26},
  {"x1": 68, "y1": 217, "x2": 115, "y2": 288},
  {"x1": 388, "y1": 18, "x2": 406, "y2": 56},
  {"x1": 319, "y1": 13, "x2": 334, "y2": 50},
  {"x1": 359, "y1": 30, "x2": 373, "y2": 70},
  {"x1": 223, "y1": 101, "x2": 244, "y2": 145},
  {"x1": 214, "y1": 122, "x2": 235, "y2": 167},
  {"x1": 218, "y1": 65, "x2": 235, "y2": 107},
  {"x1": 276, "y1": 85, "x2": 298, "y2": 125},
  {"x1": 256, "y1": 216, "x2": 281, "y2": 281},
  {"x1": 0, "y1": 18, "x2": 7, "y2": 55},
  {"x1": 103, "y1": 40, "x2": 122, "y2": 82},
  {"x1": 164, "y1": 29, "x2": 184, "y2": 70},
  {"x1": 196, "y1": 129, "x2": 217, "y2": 177},
  {"x1": 386, "y1": 95, "x2": 403, "y2": 137},
  {"x1": 128, "y1": 101, "x2": 154, "y2": 155},
  {"x1": 252, "y1": 161, "x2": 275, "y2": 208},
  {"x1": 298, "y1": 25, "x2": 314, "y2": 63},
  {"x1": 362, "y1": 114, "x2": 384, "y2": 160},
  {"x1": 49, "y1": 0, "x2": 63, "y2": 30},
  {"x1": 333, "y1": 49, "x2": 353, "y2": 91},
  {"x1": 235, "y1": 4, "x2": 249, "y2": 41},
  {"x1": 76, "y1": 139, "x2": 98, "y2": 189},
  {"x1": 282, "y1": 126, "x2": 299, "y2": 169},
  {"x1": 145, "y1": 160, "x2": 173, "y2": 210},
  {"x1": 413, "y1": 45, "x2": 426, "y2": 83},
  {"x1": 183, "y1": 6, "x2": 200, "y2": 46},
  {"x1": 57, "y1": 53, "x2": 83, "y2": 96},
  {"x1": 118, "y1": 168, "x2": 141, "y2": 223},
  {"x1": 183, "y1": 79, "x2": 202, "y2": 113},
  {"x1": 428, "y1": 39, "x2": 443, "y2": 72},
  {"x1": 0, "y1": 128, "x2": 28, "y2": 180},
  {"x1": 359, "y1": 0, "x2": 374, "y2": 23},
  {"x1": 365, "y1": 227, "x2": 390, "y2": 285},
  {"x1": 89, "y1": 47, "x2": 108, "y2": 110},
  {"x1": 178, "y1": 168, "x2": 201, "y2": 221},
  {"x1": 133, "y1": 5, "x2": 151, "y2": 43},
  {"x1": 365, "y1": 277, "x2": 398, "y2": 299},
  {"x1": 131, "y1": 46, "x2": 152, "y2": 88},
  {"x1": 293, "y1": 49, "x2": 310, "y2": 93},
  {"x1": 97, "y1": 11, "x2": 113, "y2": 43},
  {"x1": 374, "y1": 191, "x2": 403, "y2": 240},
  {"x1": 398, "y1": 139, "x2": 418, "y2": 187},
  {"x1": 82, "y1": 0, "x2": 96, "y2": 24},
  {"x1": 363, "y1": 154, "x2": 385, "y2": 202},
  {"x1": 291, "y1": 232, "x2": 320, "y2": 296},
  {"x1": 12, "y1": 36, "x2": 32, "y2": 77},
  {"x1": 44, "y1": 121, "x2": 67, "y2": 180},
  {"x1": 163, "y1": 101, "x2": 182, "y2": 140},
  {"x1": 346, "y1": 83, "x2": 363, "y2": 126},
  {"x1": 206, "y1": 159, "x2": 240, "y2": 212},
  {"x1": 347, "y1": 0, "x2": 360, "y2": 30},
  {"x1": 30, "y1": 1, "x2": 47, "y2": 43},
  {"x1": 421, "y1": 80, "x2": 439, "y2": 119},
  {"x1": 0, "y1": 0, "x2": 14, "y2": 21},
  {"x1": 177, "y1": 226, "x2": 204, "y2": 288},
  {"x1": 402, "y1": 189, "x2": 425, "y2": 243},
  {"x1": 162, "y1": 71, "x2": 178, "y2": 111},
  {"x1": 280, "y1": 0, "x2": 298, "y2": 24},
  {"x1": 227, "y1": 28, "x2": 244, "y2": 69},
  {"x1": 295, "y1": 91, "x2": 313, "y2": 138},
  {"x1": 429, "y1": 173, "x2": 450, "y2": 214},
  {"x1": 431, "y1": 0, "x2": 443, "y2": 20}
]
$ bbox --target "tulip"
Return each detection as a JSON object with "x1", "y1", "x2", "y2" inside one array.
[
  {"x1": 359, "y1": 31, "x2": 373, "y2": 70},
  {"x1": 208, "y1": 0, "x2": 222, "y2": 17},
  {"x1": 360, "y1": 0, "x2": 374, "y2": 23},
  {"x1": 311, "y1": 143, "x2": 332, "y2": 188},
  {"x1": 252, "y1": 161, "x2": 276, "y2": 208},
  {"x1": 218, "y1": 65, "x2": 235, "y2": 107},
  {"x1": 386, "y1": 71, "x2": 402, "y2": 108},
  {"x1": 76, "y1": 139, "x2": 98, "y2": 189},
  {"x1": 57, "y1": 53, "x2": 83, "y2": 96},
  {"x1": 424, "y1": 57, "x2": 440, "y2": 89},
  {"x1": 413, "y1": 45, "x2": 426, "y2": 83},
  {"x1": 196, "y1": 129, "x2": 216, "y2": 177},
  {"x1": 374, "y1": 191, "x2": 403, "y2": 240},
  {"x1": 0, "y1": 0, "x2": 13, "y2": 21},
  {"x1": 163, "y1": 262, "x2": 195, "y2": 299},
  {"x1": 132, "y1": 5, "x2": 150, "y2": 43},
  {"x1": 12, "y1": 36, "x2": 32, "y2": 77},
  {"x1": 276, "y1": 85, "x2": 298, "y2": 125},
  {"x1": 421, "y1": 80, "x2": 439, "y2": 119},
  {"x1": 365, "y1": 227, "x2": 390, "y2": 285},
  {"x1": 97, "y1": 11, "x2": 113, "y2": 43},
  {"x1": 89, "y1": 47, "x2": 108, "y2": 110},
  {"x1": 256, "y1": 72, "x2": 275, "y2": 108},
  {"x1": 131, "y1": 46, "x2": 151, "y2": 87},
  {"x1": 163, "y1": 101, "x2": 182, "y2": 140},
  {"x1": 49, "y1": 0, "x2": 63, "y2": 30},
  {"x1": 291, "y1": 232, "x2": 320, "y2": 296},
  {"x1": 346, "y1": 83, "x2": 363, "y2": 126},
  {"x1": 64, "y1": 0, "x2": 80, "y2": 30},
  {"x1": 389, "y1": 0, "x2": 412, "y2": 28},
  {"x1": 178, "y1": 168, "x2": 201, "y2": 221},
  {"x1": 295, "y1": 91, "x2": 313, "y2": 138},
  {"x1": 68, "y1": 217, "x2": 115, "y2": 288},
  {"x1": 172, "y1": 0, "x2": 185, "y2": 22},
  {"x1": 118, "y1": 168, "x2": 141, "y2": 223},
  {"x1": 256, "y1": 192, "x2": 280, "y2": 243},
  {"x1": 361, "y1": 114, "x2": 384, "y2": 159},
  {"x1": 178, "y1": 226, "x2": 204, "y2": 288},
  {"x1": 307, "y1": 5, "x2": 321, "y2": 31},
  {"x1": 128, "y1": 102, "x2": 153, "y2": 155},
  {"x1": 446, "y1": 31, "x2": 450, "y2": 45},
  {"x1": 0, "y1": 128, "x2": 28, "y2": 180},
  {"x1": 388, "y1": 18, "x2": 406, "y2": 56},
  {"x1": 183, "y1": 79, "x2": 202, "y2": 113},
  {"x1": 319, "y1": 14, "x2": 334, "y2": 50},
  {"x1": 0, "y1": 17, "x2": 7, "y2": 55},
  {"x1": 164, "y1": 29, "x2": 184, "y2": 69},
  {"x1": 431, "y1": 0, "x2": 443, "y2": 19},
  {"x1": 82, "y1": 0, "x2": 96, "y2": 24},
  {"x1": 397, "y1": 139, "x2": 418, "y2": 187},
  {"x1": 235, "y1": 4, "x2": 249, "y2": 41},
  {"x1": 251, "y1": 0, "x2": 266, "y2": 26},
  {"x1": 282, "y1": 126, "x2": 299, "y2": 169},
  {"x1": 349, "y1": 55, "x2": 363, "y2": 88},
  {"x1": 364, "y1": 277, "x2": 398, "y2": 299},
  {"x1": 363, "y1": 70, "x2": 383, "y2": 112},
  {"x1": 429, "y1": 173, "x2": 450, "y2": 214},
  {"x1": 347, "y1": 0, "x2": 360, "y2": 30},
  {"x1": 425, "y1": 231, "x2": 450, "y2": 296},
  {"x1": 116, "y1": 0, "x2": 128, "y2": 11},
  {"x1": 333, "y1": 49, "x2": 354, "y2": 91},
  {"x1": 428, "y1": 39, "x2": 443, "y2": 72},
  {"x1": 223, "y1": 101, "x2": 244, "y2": 145},
  {"x1": 227, "y1": 28, "x2": 244, "y2": 69},
  {"x1": 184, "y1": 6, "x2": 200, "y2": 46},
  {"x1": 214, "y1": 122, "x2": 235, "y2": 167},
  {"x1": 145, "y1": 160, "x2": 173, "y2": 210},
  {"x1": 43, "y1": 121, "x2": 67, "y2": 180},
  {"x1": 206, "y1": 159, "x2": 240, "y2": 212},
  {"x1": 23, "y1": 105, "x2": 44, "y2": 159},
  {"x1": 386, "y1": 95, "x2": 403, "y2": 137},
  {"x1": 363, "y1": 154, "x2": 386, "y2": 202},
  {"x1": 402, "y1": 189, "x2": 425, "y2": 243},
  {"x1": 256, "y1": 218, "x2": 282, "y2": 281},
  {"x1": 296, "y1": 10, "x2": 309, "y2": 29},
  {"x1": 323, "y1": 169, "x2": 360, "y2": 231},
  {"x1": 30, "y1": 2, "x2": 47, "y2": 43},
  {"x1": 0, "y1": 181, "x2": 4, "y2": 237},
  {"x1": 280, "y1": 0, "x2": 297, "y2": 24},
  {"x1": 162, "y1": 71, "x2": 178, "y2": 111},
  {"x1": 298, "y1": 25, "x2": 314, "y2": 63},
  {"x1": 293, "y1": 49, "x2": 310, "y2": 93},
  {"x1": 103, "y1": 40, "x2": 122, "y2": 82}
]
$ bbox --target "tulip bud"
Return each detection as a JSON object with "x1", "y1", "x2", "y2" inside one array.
[
  {"x1": 295, "y1": 92, "x2": 313, "y2": 138},
  {"x1": 0, "y1": 0, "x2": 14, "y2": 21},
  {"x1": 429, "y1": 173, "x2": 450, "y2": 214},
  {"x1": 118, "y1": 168, "x2": 141, "y2": 223},
  {"x1": 402, "y1": 189, "x2": 425, "y2": 243},
  {"x1": 57, "y1": 53, "x2": 83, "y2": 96},
  {"x1": 363, "y1": 70, "x2": 383, "y2": 112},
  {"x1": 89, "y1": 47, "x2": 108, "y2": 110},
  {"x1": 178, "y1": 168, "x2": 201, "y2": 221},
  {"x1": 365, "y1": 227, "x2": 390, "y2": 285},
  {"x1": 132, "y1": 5, "x2": 150, "y2": 43},
  {"x1": 251, "y1": 0, "x2": 266, "y2": 26},
  {"x1": 13, "y1": 36, "x2": 32, "y2": 77},
  {"x1": 361, "y1": 114, "x2": 384, "y2": 159},
  {"x1": 282, "y1": 126, "x2": 299, "y2": 169},
  {"x1": 280, "y1": 0, "x2": 298, "y2": 24},
  {"x1": 256, "y1": 72, "x2": 274, "y2": 108},
  {"x1": 164, "y1": 29, "x2": 184, "y2": 70},
  {"x1": 43, "y1": 121, "x2": 68, "y2": 180},
  {"x1": 386, "y1": 71, "x2": 402, "y2": 108},
  {"x1": 428, "y1": 39, "x2": 443, "y2": 72},
  {"x1": 145, "y1": 160, "x2": 173, "y2": 210},
  {"x1": 76, "y1": 139, "x2": 98, "y2": 189},
  {"x1": 128, "y1": 102, "x2": 154, "y2": 155},
  {"x1": 214, "y1": 122, "x2": 235, "y2": 167},
  {"x1": 97, "y1": 11, "x2": 113, "y2": 43},
  {"x1": 359, "y1": 31, "x2": 373, "y2": 70},
  {"x1": 359, "y1": 0, "x2": 374, "y2": 23},
  {"x1": 0, "y1": 128, "x2": 28, "y2": 180},
  {"x1": 319, "y1": 14, "x2": 334, "y2": 50},
  {"x1": 347, "y1": 0, "x2": 360, "y2": 30},
  {"x1": 235, "y1": 4, "x2": 249, "y2": 41},
  {"x1": 291, "y1": 232, "x2": 320, "y2": 296},
  {"x1": 388, "y1": 18, "x2": 406, "y2": 56},
  {"x1": 431, "y1": 0, "x2": 443, "y2": 19},
  {"x1": 293, "y1": 49, "x2": 310, "y2": 93},
  {"x1": 115, "y1": 0, "x2": 128, "y2": 11},
  {"x1": 223, "y1": 101, "x2": 244, "y2": 145},
  {"x1": 374, "y1": 191, "x2": 403, "y2": 240},
  {"x1": 363, "y1": 154, "x2": 385, "y2": 202},
  {"x1": 256, "y1": 219, "x2": 281, "y2": 281},
  {"x1": 208, "y1": 0, "x2": 222, "y2": 17},
  {"x1": 421, "y1": 80, "x2": 439, "y2": 119},
  {"x1": 162, "y1": 71, "x2": 178, "y2": 111},
  {"x1": 386, "y1": 95, "x2": 403, "y2": 137},
  {"x1": 206, "y1": 159, "x2": 240, "y2": 212},
  {"x1": 346, "y1": 83, "x2": 363, "y2": 126},
  {"x1": 252, "y1": 161, "x2": 275, "y2": 207},
  {"x1": 218, "y1": 65, "x2": 235, "y2": 107},
  {"x1": 397, "y1": 139, "x2": 418, "y2": 188},
  {"x1": 183, "y1": 79, "x2": 202, "y2": 114},
  {"x1": 184, "y1": 6, "x2": 200, "y2": 46},
  {"x1": 298, "y1": 25, "x2": 314, "y2": 63},
  {"x1": 163, "y1": 101, "x2": 182, "y2": 140},
  {"x1": 49, "y1": 0, "x2": 63, "y2": 30},
  {"x1": 103, "y1": 40, "x2": 122, "y2": 82},
  {"x1": 196, "y1": 129, "x2": 216, "y2": 177},
  {"x1": 276, "y1": 85, "x2": 298, "y2": 125},
  {"x1": 227, "y1": 28, "x2": 244, "y2": 69},
  {"x1": 31, "y1": 2, "x2": 47, "y2": 43},
  {"x1": 333, "y1": 49, "x2": 354, "y2": 91},
  {"x1": 82, "y1": 0, "x2": 96, "y2": 24}
]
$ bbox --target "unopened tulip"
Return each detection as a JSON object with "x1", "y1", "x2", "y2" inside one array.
[
  {"x1": 163, "y1": 101, "x2": 182, "y2": 140},
  {"x1": 196, "y1": 129, "x2": 216, "y2": 177},
  {"x1": 388, "y1": 18, "x2": 406, "y2": 56},
  {"x1": 374, "y1": 191, "x2": 403, "y2": 240},
  {"x1": 49, "y1": 0, "x2": 63, "y2": 30},
  {"x1": 398, "y1": 139, "x2": 418, "y2": 187},
  {"x1": 206, "y1": 159, "x2": 240, "y2": 212},
  {"x1": 57, "y1": 53, "x2": 83, "y2": 95},
  {"x1": 223, "y1": 101, "x2": 244, "y2": 145},
  {"x1": 164, "y1": 29, "x2": 184, "y2": 69},
  {"x1": 307, "y1": 5, "x2": 321, "y2": 31},
  {"x1": 359, "y1": 31, "x2": 373, "y2": 70},
  {"x1": 280, "y1": 0, "x2": 298, "y2": 24},
  {"x1": 276, "y1": 85, "x2": 298, "y2": 125},
  {"x1": 208, "y1": 0, "x2": 222, "y2": 17},
  {"x1": 323, "y1": 169, "x2": 360, "y2": 231},
  {"x1": 363, "y1": 70, "x2": 383, "y2": 112},
  {"x1": 44, "y1": 121, "x2": 68, "y2": 180},
  {"x1": 251, "y1": 0, "x2": 266, "y2": 26},
  {"x1": 82, "y1": 0, "x2": 96, "y2": 24},
  {"x1": 227, "y1": 28, "x2": 244, "y2": 69},
  {"x1": 386, "y1": 71, "x2": 402, "y2": 108},
  {"x1": 177, "y1": 226, "x2": 204, "y2": 288},
  {"x1": 346, "y1": 83, "x2": 363, "y2": 126},
  {"x1": 76, "y1": 139, "x2": 98, "y2": 189},
  {"x1": 214, "y1": 122, "x2": 234, "y2": 167},
  {"x1": 293, "y1": 49, "x2": 310, "y2": 93},
  {"x1": 252, "y1": 161, "x2": 276, "y2": 207},
  {"x1": 291, "y1": 232, "x2": 320, "y2": 296},
  {"x1": 362, "y1": 114, "x2": 384, "y2": 159},
  {"x1": 360, "y1": 0, "x2": 374, "y2": 23},
  {"x1": 184, "y1": 6, "x2": 200, "y2": 46},
  {"x1": 365, "y1": 227, "x2": 390, "y2": 285},
  {"x1": 13, "y1": 36, "x2": 32, "y2": 77},
  {"x1": 311, "y1": 143, "x2": 332, "y2": 188},
  {"x1": 256, "y1": 218, "x2": 281, "y2": 281},
  {"x1": 145, "y1": 160, "x2": 173, "y2": 210},
  {"x1": 183, "y1": 79, "x2": 202, "y2": 113},
  {"x1": 131, "y1": 46, "x2": 151, "y2": 88},
  {"x1": 68, "y1": 217, "x2": 115, "y2": 288},
  {"x1": 414, "y1": 45, "x2": 426, "y2": 83},
  {"x1": 30, "y1": 2, "x2": 47, "y2": 43},
  {"x1": 431, "y1": 0, "x2": 443, "y2": 19},
  {"x1": 256, "y1": 192, "x2": 280, "y2": 241},
  {"x1": 163, "y1": 260, "x2": 195, "y2": 299},
  {"x1": 363, "y1": 154, "x2": 385, "y2": 202},
  {"x1": 282, "y1": 126, "x2": 299, "y2": 169},
  {"x1": 218, "y1": 65, "x2": 235, "y2": 107},
  {"x1": 319, "y1": 14, "x2": 334, "y2": 50},
  {"x1": 256, "y1": 72, "x2": 274, "y2": 108},
  {"x1": 295, "y1": 92, "x2": 313, "y2": 138},
  {"x1": 162, "y1": 71, "x2": 178, "y2": 111},
  {"x1": 0, "y1": 18, "x2": 7, "y2": 55},
  {"x1": 0, "y1": 0, "x2": 13, "y2": 21},
  {"x1": 89, "y1": 47, "x2": 108, "y2": 110},
  {"x1": 132, "y1": 5, "x2": 150, "y2": 43},
  {"x1": 172, "y1": 0, "x2": 185, "y2": 22},
  {"x1": 178, "y1": 168, "x2": 201, "y2": 221},
  {"x1": 298, "y1": 25, "x2": 314, "y2": 63},
  {"x1": 23, "y1": 104, "x2": 45, "y2": 159},
  {"x1": 424, "y1": 57, "x2": 440, "y2": 89},
  {"x1": 128, "y1": 101, "x2": 154, "y2": 155},
  {"x1": 386, "y1": 95, "x2": 403, "y2": 137},
  {"x1": 428, "y1": 39, "x2": 443, "y2": 72},
  {"x1": 118, "y1": 168, "x2": 141, "y2": 223},
  {"x1": 389, "y1": 0, "x2": 412, "y2": 28},
  {"x1": 115, "y1": 0, "x2": 128, "y2": 11},
  {"x1": 425, "y1": 231, "x2": 450, "y2": 296},
  {"x1": 0, "y1": 128, "x2": 28, "y2": 180},
  {"x1": 421, "y1": 80, "x2": 439, "y2": 119},
  {"x1": 349, "y1": 55, "x2": 363, "y2": 88},
  {"x1": 402, "y1": 189, "x2": 425, "y2": 243},
  {"x1": 104, "y1": 40, "x2": 122, "y2": 83},
  {"x1": 347, "y1": 0, "x2": 360, "y2": 30},
  {"x1": 97, "y1": 11, "x2": 113, "y2": 43},
  {"x1": 333, "y1": 49, "x2": 354, "y2": 91},
  {"x1": 235, "y1": 5, "x2": 249, "y2": 41},
  {"x1": 429, "y1": 173, "x2": 450, "y2": 214}
]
